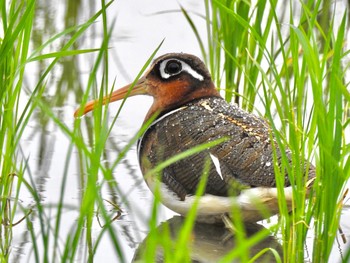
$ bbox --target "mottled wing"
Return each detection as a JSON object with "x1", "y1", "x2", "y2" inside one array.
[{"x1": 138, "y1": 97, "x2": 308, "y2": 199}]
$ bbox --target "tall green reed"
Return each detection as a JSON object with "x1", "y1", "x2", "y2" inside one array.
[
  {"x1": 2, "y1": 0, "x2": 348, "y2": 262},
  {"x1": 0, "y1": 0, "x2": 126, "y2": 261},
  {"x1": 184, "y1": 0, "x2": 350, "y2": 262},
  {"x1": 0, "y1": 0, "x2": 36, "y2": 260},
  {"x1": 29, "y1": 1, "x2": 129, "y2": 261}
]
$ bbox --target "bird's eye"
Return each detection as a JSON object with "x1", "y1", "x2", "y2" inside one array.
[
  {"x1": 165, "y1": 60, "x2": 182, "y2": 75},
  {"x1": 158, "y1": 58, "x2": 204, "y2": 81}
]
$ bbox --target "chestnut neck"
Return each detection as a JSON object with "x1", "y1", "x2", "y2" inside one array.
[{"x1": 144, "y1": 85, "x2": 221, "y2": 123}]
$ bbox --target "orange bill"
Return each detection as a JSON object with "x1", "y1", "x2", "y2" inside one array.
[{"x1": 74, "y1": 77, "x2": 148, "y2": 117}]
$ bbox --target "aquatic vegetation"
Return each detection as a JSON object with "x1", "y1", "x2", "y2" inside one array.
[{"x1": 0, "y1": 0, "x2": 349, "y2": 262}]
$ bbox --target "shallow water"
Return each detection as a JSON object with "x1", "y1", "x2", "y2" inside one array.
[
  {"x1": 9, "y1": 0, "x2": 350, "y2": 262},
  {"x1": 11, "y1": 1, "x2": 205, "y2": 262}
]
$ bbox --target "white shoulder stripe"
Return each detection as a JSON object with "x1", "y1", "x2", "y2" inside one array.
[{"x1": 137, "y1": 106, "x2": 188, "y2": 160}]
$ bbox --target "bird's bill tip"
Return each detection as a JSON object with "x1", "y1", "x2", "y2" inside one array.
[
  {"x1": 74, "y1": 100, "x2": 96, "y2": 118},
  {"x1": 74, "y1": 77, "x2": 147, "y2": 118}
]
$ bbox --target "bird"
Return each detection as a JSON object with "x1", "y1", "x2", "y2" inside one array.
[{"x1": 75, "y1": 53, "x2": 315, "y2": 224}]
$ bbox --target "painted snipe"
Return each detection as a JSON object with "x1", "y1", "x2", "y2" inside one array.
[{"x1": 75, "y1": 53, "x2": 315, "y2": 224}]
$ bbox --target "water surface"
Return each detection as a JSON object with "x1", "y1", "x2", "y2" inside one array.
[{"x1": 10, "y1": 1, "x2": 350, "y2": 262}]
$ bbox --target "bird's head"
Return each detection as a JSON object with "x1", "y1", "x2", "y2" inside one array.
[{"x1": 74, "y1": 53, "x2": 220, "y2": 120}]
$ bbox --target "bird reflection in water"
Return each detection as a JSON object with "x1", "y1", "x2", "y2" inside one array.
[{"x1": 132, "y1": 216, "x2": 282, "y2": 263}]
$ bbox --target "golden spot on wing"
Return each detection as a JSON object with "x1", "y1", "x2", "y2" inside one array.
[
  {"x1": 200, "y1": 101, "x2": 265, "y2": 138},
  {"x1": 201, "y1": 100, "x2": 213, "y2": 111}
]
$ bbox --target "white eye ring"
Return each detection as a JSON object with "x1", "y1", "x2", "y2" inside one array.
[{"x1": 159, "y1": 58, "x2": 204, "y2": 81}]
